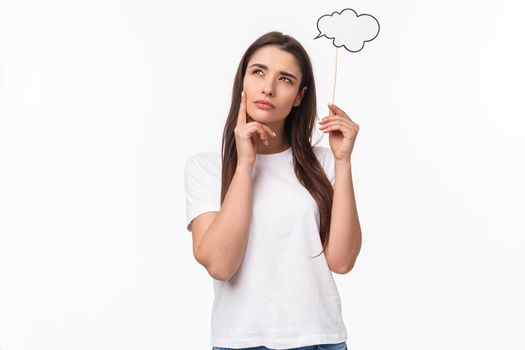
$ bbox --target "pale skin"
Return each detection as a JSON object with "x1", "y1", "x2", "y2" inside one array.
[
  {"x1": 190, "y1": 45, "x2": 361, "y2": 279},
  {"x1": 319, "y1": 103, "x2": 362, "y2": 273},
  {"x1": 241, "y1": 45, "x2": 307, "y2": 155}
]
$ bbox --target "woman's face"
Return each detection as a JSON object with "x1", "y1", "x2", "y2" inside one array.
[{"x1": 243, "y1": 45, "x2": 307, "y2": 124}]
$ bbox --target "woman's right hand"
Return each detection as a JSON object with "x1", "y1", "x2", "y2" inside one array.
[{"x1": 234, "y1": 90, "x2": 277, "y2": 167}]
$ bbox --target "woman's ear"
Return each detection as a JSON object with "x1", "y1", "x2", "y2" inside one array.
[{"x1": 293, "y1": 86, "x2": 308, "y2": 107}]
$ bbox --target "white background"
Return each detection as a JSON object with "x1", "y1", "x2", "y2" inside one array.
[{"x1": 1, "y1": 0, "x2": 524, "y2": 349}]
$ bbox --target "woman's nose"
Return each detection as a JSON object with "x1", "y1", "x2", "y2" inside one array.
[
  {"x1": 261, "y1": 78, "x2": 275, "y2": 96},
  {"x1": 262, "y1": 85, "x2": 273, "y2": 96}
]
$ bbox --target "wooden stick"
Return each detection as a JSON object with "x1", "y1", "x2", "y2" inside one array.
[{"x1": 330, "y1": 47, "x2": 339, "y2": 116}]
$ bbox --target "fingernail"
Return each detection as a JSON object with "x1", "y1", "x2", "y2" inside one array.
[{"x1": 272, "y1": 131, "x2": 277, "y2": 136}]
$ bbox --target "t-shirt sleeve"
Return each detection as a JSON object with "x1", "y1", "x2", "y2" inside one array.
[
  {"x1": 321, "y1": 146, "x2": 336, "y2": 186},
  {"x1": 313, "y1": 145, "x2": 336, "y2": 186},
  {"x1": 184, "y1": 154, "x2": 221, "y2": 232}
]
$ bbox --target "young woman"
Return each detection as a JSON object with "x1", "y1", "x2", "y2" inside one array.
[{"x1": 184, "y1": 31, "x2": 362, "y2": 350}]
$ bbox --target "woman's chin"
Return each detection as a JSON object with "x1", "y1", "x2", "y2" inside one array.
[{"x1": 251, "y1": 111, "x2": 276, "y2": 121}]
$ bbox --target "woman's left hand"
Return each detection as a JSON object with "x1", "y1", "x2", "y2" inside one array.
[{"x1": 318, "y1": 103, "x2": 359, "y2": 161}]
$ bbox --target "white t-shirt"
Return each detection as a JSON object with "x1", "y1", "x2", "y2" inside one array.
[{"x1": 184, "y1": 145, "x2": 347, "y2": 349}]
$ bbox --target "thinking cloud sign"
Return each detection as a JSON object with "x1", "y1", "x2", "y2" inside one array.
[{"x1": 314, "y1": 8, "x2": 380, "y2": 53}]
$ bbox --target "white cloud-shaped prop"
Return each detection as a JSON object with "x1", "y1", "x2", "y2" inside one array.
[{"x1": 314, "y1": 8, "x2": 380, "y2": 53}]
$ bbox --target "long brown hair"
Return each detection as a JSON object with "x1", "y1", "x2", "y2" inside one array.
[{"x1": 220, "y1": 31, "x2": 333, "y2": 259}]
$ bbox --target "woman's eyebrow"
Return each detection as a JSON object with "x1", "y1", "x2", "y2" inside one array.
[{"x1": 249, "y1": 63, "x2": 298, "y2": 81}]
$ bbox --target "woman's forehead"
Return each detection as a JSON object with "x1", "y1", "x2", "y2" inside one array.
[{"x1": 248, "y1": 46, "x2": 301, "y2": 76}]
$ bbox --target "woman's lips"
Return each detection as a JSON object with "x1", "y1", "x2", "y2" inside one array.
[{"x1": 255, "y1": 102, "x2": 275, "y2": 110}]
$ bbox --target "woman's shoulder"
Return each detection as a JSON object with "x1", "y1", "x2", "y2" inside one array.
[
  {"x1": 312, "y1": 145, "x2": 335, "y2": 182},
  {"x1": 185, "y1": 149, "x2": 222, "y2": 174},
  {"x1": 312, "y1": 144, "x2": 332, "y2": 160},
  {"x1": 186, "y1": 148, "x2": 221, "y2": 162}
]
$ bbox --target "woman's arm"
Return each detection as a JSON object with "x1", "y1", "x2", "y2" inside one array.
[
  {"x1": 194, "y1": 163, "x2": 254, "y2": 281},
  {"x1": 319, "y1": 103, "x2": 362, "y2": 274},
  {"x1": 325, "y1": 159, "x2": 362, "y2": 274}
]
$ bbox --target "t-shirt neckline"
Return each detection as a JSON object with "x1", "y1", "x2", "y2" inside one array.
[{"x1": 254, "y1": 146, "x2": 292, "y2": 163}]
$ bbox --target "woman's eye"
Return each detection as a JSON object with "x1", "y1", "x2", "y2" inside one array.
[{"x1": 253, "y1": 70, "x2": 292, "y2": 84}]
